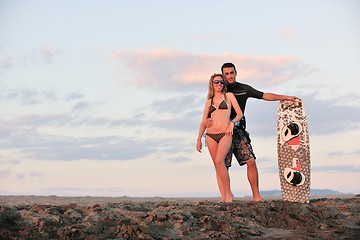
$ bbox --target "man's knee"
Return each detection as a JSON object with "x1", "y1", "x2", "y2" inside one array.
[{"x1": 246, "y1": 158, "x2": 256, "y2": 168}]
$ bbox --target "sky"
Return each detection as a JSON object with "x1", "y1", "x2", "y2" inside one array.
[{"x1": 0, "y1": 0, "x2": 359, "y2": 198}]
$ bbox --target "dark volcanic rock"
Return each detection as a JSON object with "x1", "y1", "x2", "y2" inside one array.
[{"x1": 0, "y1": 197, "x2": 359, "y2": 239}]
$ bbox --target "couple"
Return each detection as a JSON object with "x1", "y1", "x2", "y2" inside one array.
[{"x1": 196, "y1": 62, "x2": 299, "y2": 202}]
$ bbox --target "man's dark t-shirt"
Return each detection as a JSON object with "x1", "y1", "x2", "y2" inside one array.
[{"x1": 227, "y1": 82, "x2": 264, "y2": 119}]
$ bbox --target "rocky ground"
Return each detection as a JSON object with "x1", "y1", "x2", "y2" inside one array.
[{"x1": 0, "y1": 195, "x2": 359, "y2": 239}]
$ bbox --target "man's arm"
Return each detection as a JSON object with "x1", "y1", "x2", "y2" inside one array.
[{"x1": 262, "y1": 93, "x2": 299, "y2": 101}]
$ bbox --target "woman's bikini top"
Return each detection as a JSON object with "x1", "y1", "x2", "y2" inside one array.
[{"x1": 208, "y1": 97, "x2": 229, "y2": 118}]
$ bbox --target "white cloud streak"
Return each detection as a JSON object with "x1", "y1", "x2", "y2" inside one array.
[{"x1": 110, "y1": 49, "x2": 314, "y2": 91}]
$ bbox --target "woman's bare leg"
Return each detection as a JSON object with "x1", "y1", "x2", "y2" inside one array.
[
  {"x1": 216, "y1": 135, "x2": 233, "y2": 202},
  {"x1": 207, "y1": 135, "x2": 233, "y2": 202},
  {"x1": 206, "y1": 137, "x2": 225, "y2": 201}
]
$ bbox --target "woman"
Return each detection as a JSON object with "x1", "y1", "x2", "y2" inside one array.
[{"x1": 196, "y1": 73, "x2": 243, "y2": 202}]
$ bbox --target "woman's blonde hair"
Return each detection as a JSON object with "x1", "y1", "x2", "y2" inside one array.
[{"x1": 207, "y1": 73, "x2": 227, "y2": 100}]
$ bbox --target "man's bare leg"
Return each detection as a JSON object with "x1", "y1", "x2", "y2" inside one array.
[{"x1": 246, "y1": 159, "x2": 263, "y2": 202}]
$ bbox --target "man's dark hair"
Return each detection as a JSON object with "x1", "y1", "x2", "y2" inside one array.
[{"x1": 221, "y1": 62, "x2": 237, "y2": 73}]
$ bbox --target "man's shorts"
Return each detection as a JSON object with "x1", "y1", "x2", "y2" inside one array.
[{"x1": 225, "y1": 126, "x2": 256, "y2": 167}]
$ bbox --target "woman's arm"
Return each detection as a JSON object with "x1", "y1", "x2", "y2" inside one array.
[{"x1": 196, "y1": 100, "x2": 210, "y2": 152}]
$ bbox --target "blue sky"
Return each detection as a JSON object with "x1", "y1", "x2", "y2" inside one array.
[{"x1": 0, "y1": 0, "x2": 359, "y2": 197}]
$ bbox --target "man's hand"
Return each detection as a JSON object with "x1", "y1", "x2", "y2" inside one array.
[
  {"x1": 205, "y1": 118, "x2": 213, "y2": 128},
  {"x1": 285, "y1": 96, "x2": 301, "y2": 102}
]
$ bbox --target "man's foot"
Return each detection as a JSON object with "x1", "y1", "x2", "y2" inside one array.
[{"x1": 225, "y1": 193, "x2": 234, "y2": 203}]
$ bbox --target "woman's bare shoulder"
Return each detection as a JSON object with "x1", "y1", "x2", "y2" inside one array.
[
  {"x1": 225, "y1": 92, "x2": 235, "y2": 98},
  {"x1": 205, "y1": 98, "x2": 211, "y2": 105}
]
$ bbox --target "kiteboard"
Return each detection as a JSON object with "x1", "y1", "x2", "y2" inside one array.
[{"x1": 277, "y1": 99, "x2": 311, "y2": 203}]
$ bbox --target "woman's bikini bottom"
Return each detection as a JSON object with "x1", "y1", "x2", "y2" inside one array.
[{"x1": 206, "y1": 132, "x2": 226, "y2": 143}]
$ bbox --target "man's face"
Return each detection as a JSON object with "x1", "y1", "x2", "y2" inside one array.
[{"x1": 222, "y1": 67, "x2": 236, "y2": 84}]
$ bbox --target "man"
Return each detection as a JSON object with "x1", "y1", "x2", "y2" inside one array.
[{"x1": 209, "y1": 62, "x2": 299, "y2": 202}]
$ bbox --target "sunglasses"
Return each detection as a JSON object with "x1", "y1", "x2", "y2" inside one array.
[{"x1": 213, "y1": 80, "x2": 225, "y2": 85}]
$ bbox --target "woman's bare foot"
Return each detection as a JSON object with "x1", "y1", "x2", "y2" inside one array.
[{"x1": 253, "y1": 197, "x2": 264, "y2": 202}]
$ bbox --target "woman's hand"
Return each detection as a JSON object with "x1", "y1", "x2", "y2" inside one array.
[{"x1": 196, "y1": 138, "x2": 202, "y2": 153}]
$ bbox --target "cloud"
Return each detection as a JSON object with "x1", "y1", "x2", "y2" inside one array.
[
  {"x1": 72, "y1": 100, "x2": 105, "y2": 112},
  {"x1": 138, "y1": 89, "x2": 360, "y2": 137},
  {"x1": 72, "y1": 101, "x2": 91, "y2": 111},
  {"x1": 0, "y1": 87, "x2": 58, "y2": 105},
  {"x1": 328, "y1": 150, "x2": 360, "y2": 157},
  {"x1": 0, "y1": 111, "x2": 194, "y2": 162},
  {"x1": 260, "y1": 162, "x2": 360, "y2": 174},
  {"x1": 1, "y1": 84, "x2": 358, "y2": 166},
  {"x1": 1, "y1": 57, "x2": 13, "y2": 69},
  {"x1": 12, "y1": 171, "x2": 44, "y2": 180},
  {"x1": 243, "y1": 92, "x2": 360, "y2": 137},
  {"x1": 0, "y1": 88, "x2": 102, "y2": 115},
  {"x1": 110, "y1": 49, "x2": 314, "y2": 91},
  {"x1": 41, "y1": 44, "x2": 63, "y2": 64},
  {"x1": 29, "y1": 171, "x2": 43, "y2": 178},
  {"x1": 19, "y1": 89, "x2": 42, "y2": 105},
  {"x1": 30, "y1": 134, "x2": 191, "y2": 162},
  {"x1": 0, "y1": 168, "x2": 12, "y2": 179},
  {"x1": 0, "y1": 111, "x2": 137, "y2": 134},
  {"x1": 3, "y1": 113, "x2": 73, "y2": 130},
  {"x1": 305, "y1": 94, "x2": 360, "y2": 135},
  {"x1": 149, "y1": 94, "x2": 203, "y2": 114},
  {"x1": 167, "y1": 157, "x2": 192, "y2": 163},
  {"x1": 61, "y1": 88, "x2": 358, "y2": 138},
  {"x1": 30, "y1": 187, "x2": 126, "y2": 196},
  {"x1": 281, "y1": 28, "x2": 294, "y2": 38},
  {"x1": 0, "y1": 159, "x2": 21, "y2": 165},
  {"x1": 16, "y1": 173, "x2": 26, "y2": 180},
  {"x1": 2, "y1": 127, "x2": 159, "y2": 161},
  {"x1": 146, "y1": 114, "x2": 200, "y2": 132},
  {"x1": 137, "y1": 93, "x2": 205, "y2": 132},
  {"x1": 312, "y1": 165, "x2": 360, "y2": 173},
  {"x1": 2, "y1": 83, "x2": 358, "y2": 166},
  {"x1": 0, "y1": 87, "x2": 40, "y2": 105},
  {"x1": 0, "y1": 44, "x2": 62, "y2": 71},
  {"x1": 66, "y1": 92, "x2": 85, "y2": 101}
]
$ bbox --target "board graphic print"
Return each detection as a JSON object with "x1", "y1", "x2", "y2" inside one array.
[{"x1": 277, "y1": 100, "x2": 311, "y2": 203}]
